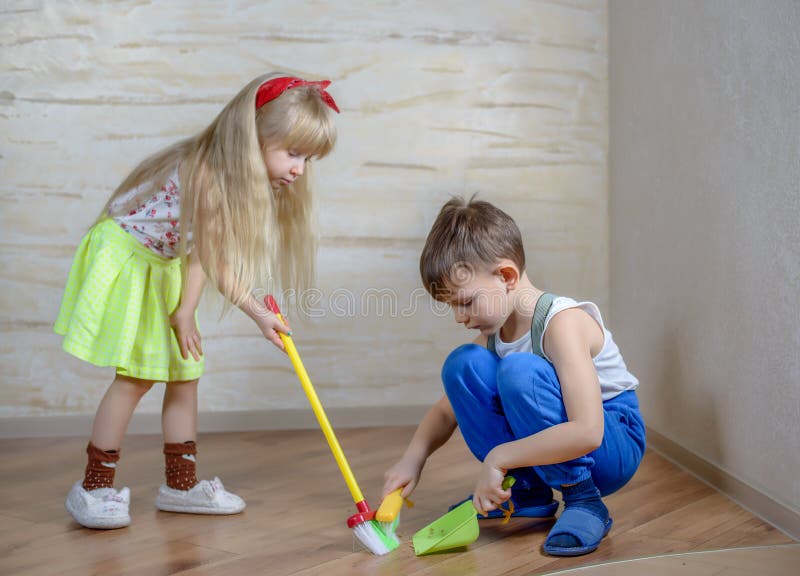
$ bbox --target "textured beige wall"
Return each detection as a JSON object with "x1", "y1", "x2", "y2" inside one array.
[
  {"x1": 1, "y1": 1, "x2": 608, "y2": 418},
  {"x1": 610, "y1": 2, "x2": 799, "y2": 514}
]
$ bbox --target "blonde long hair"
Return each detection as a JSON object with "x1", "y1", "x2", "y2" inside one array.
[{"x1": 102, "y1": 72, "x2": 337, "y2": 309}]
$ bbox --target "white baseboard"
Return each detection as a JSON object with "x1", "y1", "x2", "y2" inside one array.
[
  {"x1": 0, "y1": 405, "x2": 430, "y2": 439},
  {"x1": 646, "y1": 426, "x2": 800, "y2": 541}
]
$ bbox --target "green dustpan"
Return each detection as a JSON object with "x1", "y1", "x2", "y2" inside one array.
[
  {"x1": 412, "y1": 500, "x2": 479, "y2": 555},
  {"x1": 411, "y1": 476, "x2": 516, "y2": 556}
]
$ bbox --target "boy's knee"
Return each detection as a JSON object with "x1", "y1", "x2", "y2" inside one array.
[
  {"x1": 441, "y1": 344, "x2": 495, "y2": 393},
  {"x1": 497, "y1": 353, "x2": 558, "y2": 399},
  {"x1": 442, "y1": 344, "x2": 491, "y2": 376}
]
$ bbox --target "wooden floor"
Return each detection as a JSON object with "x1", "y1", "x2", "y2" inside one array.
[{"x1": 0, "y1": 428, "x2": 795, "y2": 575}]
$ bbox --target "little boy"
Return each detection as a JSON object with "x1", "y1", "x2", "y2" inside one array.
[{"x1": 383, "y1": 197, "x2": 645, "y2": 556}]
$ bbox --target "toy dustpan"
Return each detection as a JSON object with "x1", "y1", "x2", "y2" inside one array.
[
  {"x1": 411, "y1": 476, "x2": 516, "y2": 556},
  {"x1": 412, "y1": 500, "x2": 479, "y2": 555}
]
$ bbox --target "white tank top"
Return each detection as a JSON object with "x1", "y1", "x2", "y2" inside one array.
[{"x1": 494, "y1": 296, "x2": 639, "y2": 401}]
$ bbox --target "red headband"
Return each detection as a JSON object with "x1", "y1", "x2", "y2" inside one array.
[{"x1": 255, "y1": 76, "x2": 340, "y2": 113}]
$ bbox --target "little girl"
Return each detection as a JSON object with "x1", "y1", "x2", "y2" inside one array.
[{"x1": 55, "y1": 73, "x2": 339, "y2": 529}]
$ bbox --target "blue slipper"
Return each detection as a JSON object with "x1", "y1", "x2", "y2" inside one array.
[
  {"x1": 543, "y1": 507, "x2": 613, "y2": 556},
  {"x1": 448, "y1": 495, "x2": 559, "y2": 519}
]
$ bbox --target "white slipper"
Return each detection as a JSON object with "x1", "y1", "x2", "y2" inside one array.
[
  {"x1": 65, "y1": 481, "x2": 131, "y2": 529},
  {"x1": 155, "y1": 477, "x2": 245, "y2": 515}
]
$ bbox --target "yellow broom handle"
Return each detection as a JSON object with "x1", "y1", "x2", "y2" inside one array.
[{"x1": 267, "y1": 297, "x2": 364, "y2": 504}]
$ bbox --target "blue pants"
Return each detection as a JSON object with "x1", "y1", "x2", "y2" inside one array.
[{"x1": 442, "y1": 344, "x2": 646, "y2": 496}]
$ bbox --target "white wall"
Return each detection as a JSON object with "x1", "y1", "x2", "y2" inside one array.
[
  {"x1": 1, "y1": 1, "x2": 608, "y2": 421},
  {"x1": 610, "y1": 1, "x2": 799, "y2": 516}
]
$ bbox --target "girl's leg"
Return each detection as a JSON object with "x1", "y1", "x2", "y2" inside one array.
[
  {"x1": 161, "y1": 379, "x2": 199, "y2": 490},
  {"x1": 162, "y1": 379, "x2": 198, "y2": 444},
  {"x1": 442, "y1": 344, "x2": 554, "y2": 508},
  {"x1": 90, "y1": 375, "x2": 154, "y2": 450},
  {"x1": 67, "y1": 375, "x2": 152, "y2": 529},
  {"x1": 84, "y1": 375, "x2": 154, "y2": 489},
  {"x1": 156, "y1": 378, "x2": 245, "y2": 514}
]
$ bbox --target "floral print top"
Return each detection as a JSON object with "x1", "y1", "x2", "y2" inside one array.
[{"x1": 111, "y1": 166, "x2": 191, "y2": 258}]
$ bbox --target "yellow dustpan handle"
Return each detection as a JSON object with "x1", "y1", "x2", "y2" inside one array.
[
  {"x1": 265, "y1": 296, "x2": 364, "y2": 505},
  {"x1": 376, "y1": 488, "x2": 404, "y2": 522}
]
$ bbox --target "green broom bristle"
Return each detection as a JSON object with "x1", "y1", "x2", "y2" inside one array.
[
  {"x1": 353, "y1": 519, "x2": 400, "y2": 556},
  {"x1": 379, "y1": 512, "x2": 400, "y2": 541}
]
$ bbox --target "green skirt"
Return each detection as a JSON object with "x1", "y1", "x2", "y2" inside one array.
[{"x1": 54, "y1": 218, "x2": 204, "y2": 382}]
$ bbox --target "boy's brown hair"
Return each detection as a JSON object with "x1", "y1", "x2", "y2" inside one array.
[{"x1": 420, "y1": 196, "x2": 526, "y2": 300}]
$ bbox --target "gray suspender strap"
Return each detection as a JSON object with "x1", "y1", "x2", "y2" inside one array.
[
  {"x1": 487, "y1": 292, "x2": 557, "y2": 358},
  {"x1": 486, "y1": 334, "x2": 497, "y2": 354},
  {"x1": 487, "y1": 329, "x2": 498, "y2": 354},
  {"x1": 530, "y1": 292, "x2": 556, "y2": 358}
]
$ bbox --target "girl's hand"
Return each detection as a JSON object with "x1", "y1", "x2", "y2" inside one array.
[
  {"x1": 254, "y1": 309, "x2": 291, "y2": 352},
  {"x1": 472, "y1": 455, "x2": 511, "y2": 516},
  {"x1": 383, "y1": 456, "x2": 424, "y2": 499},
  {"x1": 169, "y1": 308, "x2": 203, "y2": 361}
]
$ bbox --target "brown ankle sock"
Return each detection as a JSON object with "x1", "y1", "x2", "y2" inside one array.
[
  {"x1": 82, "y1": 442, "x2": 119, "y2": 490},
  {"x1": 164, "y1": 441, "x2": 198, "y2": 490}
]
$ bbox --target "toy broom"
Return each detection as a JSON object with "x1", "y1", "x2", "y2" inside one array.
[{"x1": 265, "y1": 296, "x2": 399, "y2": 555}]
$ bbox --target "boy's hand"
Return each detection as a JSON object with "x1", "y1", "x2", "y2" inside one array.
[
  {"x1": 382, "y1": 456, "x2": 423, "y2": 499},
  {"x1": 472, "y1": 458, "x2": 511, "y2": 516},
  {"x1": 169, "y1": 307, "x2": 203, "y2": 361}
]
